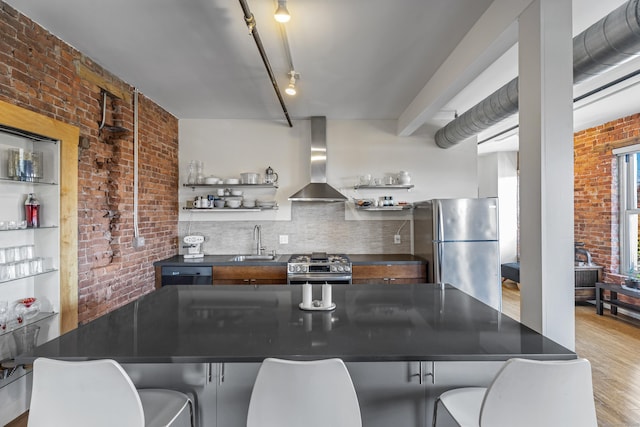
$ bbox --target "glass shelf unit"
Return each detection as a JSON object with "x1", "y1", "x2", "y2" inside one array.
[
  {"x1": 0, "y1": 311, "x2": 57, "y2": 338},
  {"x1": 0, "y1": 268, "x2": 58, "y2": 285},
  {"x1": 0, "y1": 226, "x2": 58, "y2": 232},
  {"x1": 0, "y1": 177, "x2": 58, "y2": 185}
]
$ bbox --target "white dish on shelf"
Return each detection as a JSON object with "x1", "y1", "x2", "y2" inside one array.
[
  {"x1": 257, "y1": 200, "x2": 276, "y2": 208},
  {"x1": 225, "y1": 178, "x2": 240, "y2": 184},
  {"x1": 204, "y1": 176, "x2": 220, "y2": 184},
  {"x1": 226, "y1": 199, "x2": 242, "y2": 208}
]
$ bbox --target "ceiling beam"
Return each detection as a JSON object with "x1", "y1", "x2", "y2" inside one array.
[{"x1": 397, "y1": 0, "x2": 535, "y2": 137}]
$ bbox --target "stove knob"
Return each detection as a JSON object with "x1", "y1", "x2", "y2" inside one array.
[
  {"x1": 344, "y1": 265, "x2": 351, "y2": 272},
  {"x1": 288, "y1": 265, "x2": 294, "y2": 273},
  {"x1": 338, "y1": 266, "x2": 344, "y2": 272},
  {"x1": 296, "y1": 265, "x2": 303, "y2": 273},
  {"x1": 303, "y1": 266, "x2": 308, "y2": 273}
]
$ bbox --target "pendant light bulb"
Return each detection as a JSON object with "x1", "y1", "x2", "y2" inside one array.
[
  {"x1": 274, "y1": 0, "x2": 291, "y2": 23},
  {"x1": 285, "y1": 78, "x2": 296, "y2": 96},
  {"x1": 285, "y1": 84, "x2": 296, "y2": 96}
]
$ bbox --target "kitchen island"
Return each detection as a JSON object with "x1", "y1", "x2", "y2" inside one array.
[{"x1": 17, "y1": 284, "x2": 573, "y2": 426}]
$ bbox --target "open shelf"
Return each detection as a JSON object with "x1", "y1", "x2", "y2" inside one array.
[
  {"x1": 183, "y1": 207, "x2": 278, "y2": 212},
  {"x1": 353, "y1": 184, "x2": 414, "y2": 190},
  {"x1": 355, "y1": 205, "x2": 413, "y2": 211},
  {"x1": 183, "y1": 183, "x2": 277, "y2": 190},
  {"x1": 0, "y1": 268, "x2": 58, "y2": 285}
]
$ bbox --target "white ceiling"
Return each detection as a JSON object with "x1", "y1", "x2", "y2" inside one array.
[{"x1": 5, "y1": 0, "x2": 640, "y2": 150}]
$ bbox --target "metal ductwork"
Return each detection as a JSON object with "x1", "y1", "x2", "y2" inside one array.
[
  {"x1": 288, "y1": 116, "x2": 348, "y2": 202},
  {"x1": 435, "y1": 0, "x2": 640, "y2": 148}
]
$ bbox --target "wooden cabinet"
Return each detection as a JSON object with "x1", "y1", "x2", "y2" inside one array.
[
  {"x1": 213, "y1": 265, "x2": 287, "y2": 285},
  {"x1": 352, "y1": 264, "x2": 426, "y2": 285}
]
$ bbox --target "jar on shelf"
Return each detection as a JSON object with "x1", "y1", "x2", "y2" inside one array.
[
  {"x1": 397, "y1": 171, "x2": 411, "y2": 185},
  {"x1": 25, "y1": 193, "x2": 41, "y2": 228}
]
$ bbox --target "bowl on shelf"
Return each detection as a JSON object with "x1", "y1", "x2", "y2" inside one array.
[
  {"x1": 214, "y1": 200, "x2": 226, "y2": 208},
  {"x1": 225, "y1": 178, "x2": 240, "y2": 185},
  {"x1": 240, "y1": 172, "x2": 260, "y2": 184},
  {"x1": 226, "y1": 199, "x2": 242, "y2": 208},
  {"x1": 204, "y1": 176, "x2": 220, "y2": 184}
]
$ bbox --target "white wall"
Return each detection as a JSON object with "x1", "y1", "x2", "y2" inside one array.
[
  {"x1": 179, "y1": 118, "x2": 479, "y2": 222},
  {"x1": 178, "y1": 118, "x2": 479, "y2": 254},
  {"x1": 479, "y1": 151, "x2": 518, "y2": 263}
]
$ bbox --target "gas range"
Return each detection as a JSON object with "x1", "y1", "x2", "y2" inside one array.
[{"x1": 287, "y1": 252, "x2": 352, "y2": 284}]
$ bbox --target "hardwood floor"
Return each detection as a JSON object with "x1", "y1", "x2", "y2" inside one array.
[{"x1": 502, "y1": 282, "x2": 640, "y2": 427}]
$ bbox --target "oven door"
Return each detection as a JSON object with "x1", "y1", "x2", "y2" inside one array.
[{"x1": 287, "y1": 273, "x2": 352, "y2": 285}]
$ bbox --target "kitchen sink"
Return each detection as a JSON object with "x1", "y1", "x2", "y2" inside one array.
[{"x1": 229, "y1": 254, "x2": 277, "y2": 262}]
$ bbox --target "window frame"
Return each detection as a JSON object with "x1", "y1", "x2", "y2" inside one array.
[{"x1": 615, "y1": 144, "x2": 640, "y2": 275}]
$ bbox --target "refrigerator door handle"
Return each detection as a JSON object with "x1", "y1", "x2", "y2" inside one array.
[
  {"x1": 435, "y1": 200, "x2": 444, "y2": 242},
  {"x1": 436, "y1": 242, "x2": 444, "y2": 284}
]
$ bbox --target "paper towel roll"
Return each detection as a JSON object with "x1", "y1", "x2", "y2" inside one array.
[
  {"x1": 322, "y1": 284, "x2": 332, "y2": 307},
  {"x1": 302, "y1": 283, "x2": 312, "y2": 307}
]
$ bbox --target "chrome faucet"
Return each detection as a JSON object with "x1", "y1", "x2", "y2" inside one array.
[{"x1": 253, "y1": 225, "x2": 264, "y2": 255}]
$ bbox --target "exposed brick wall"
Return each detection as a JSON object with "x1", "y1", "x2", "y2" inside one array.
[
  {"x1": 574, "y1": 113, "x2": 640, "y2": 284},
  {"x1": 0, "y1": 2, "x2": 179, "y2": 324}
]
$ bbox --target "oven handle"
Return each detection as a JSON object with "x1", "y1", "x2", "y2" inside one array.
[{"x1": 287, "y1": 274, "x2": 352, "y2": 283}]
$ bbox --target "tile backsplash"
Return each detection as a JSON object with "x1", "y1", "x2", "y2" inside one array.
[{"x1": 179, "y1": 203, "x2": 412, "y2": 255}]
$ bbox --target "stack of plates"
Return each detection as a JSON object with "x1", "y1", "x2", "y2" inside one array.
[{"x1": 257, "y1": 200, "x2": 277, "y2": 208}]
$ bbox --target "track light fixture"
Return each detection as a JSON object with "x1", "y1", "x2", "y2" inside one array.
[
  {"x1": 274, "y1": 0, "x2": 291, "y2": 23},
  {"x1": 285, "y1": 71, "x2": 298, "y2": 96}
]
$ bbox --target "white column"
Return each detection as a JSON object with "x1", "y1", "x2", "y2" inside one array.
[{"x1": 518, "y1": 0, "x2": 575, "y2": 349}]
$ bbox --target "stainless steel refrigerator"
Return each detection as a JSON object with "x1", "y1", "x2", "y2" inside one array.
[{"x1": 413, "y1": 198, "x2": 502, "y2": 310}]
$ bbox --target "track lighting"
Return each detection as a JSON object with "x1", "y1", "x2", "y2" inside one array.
[
  {"x1": 274, "y1": 0, "x2": 291, "y2": 23},
  {"x1": 285, "y1": 71, "x2": 297, "y2": 96}
]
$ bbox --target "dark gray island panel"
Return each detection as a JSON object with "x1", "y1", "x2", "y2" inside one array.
[{"x1": 17, "y1": 284, "x2": 574, "y2": 427}]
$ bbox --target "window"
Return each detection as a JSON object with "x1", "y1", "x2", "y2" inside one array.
[{"x1": 616, "y1": 146, "x2": 640, "y2": 275}]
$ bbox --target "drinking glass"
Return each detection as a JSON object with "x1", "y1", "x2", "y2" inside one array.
[
  {"x1": 0, "y1": 301, "x2": 8, "y2": 330},
  {"x1": 17, "y1": 260, "x2": 30, "y2": 277},
  {"x1": 20, "y1": 245, "x2": 34, "y2": 260},
  {"x1": 30, "y1": 257, "x2": 43, "y2": 274},
  {"x1": 5, "y1": 247, "x2": 18, "y2": 263},
  {"x1": 13, "y1": 325, "x2": 40, "y2": 355}
]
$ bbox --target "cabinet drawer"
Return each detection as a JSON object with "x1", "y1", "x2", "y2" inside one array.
[
  {"x1": 353, "y1": 278, "x2": 425, "y2": 285},
  {"x1": 213, "y1": 266, "x2": 287, "y2": 281},
  {"x1": 213, "y1": 279, "x2": 284, "y2": 285},
  {"x1": 352, "y1": 264, "x2": 426, "y2": 280}
]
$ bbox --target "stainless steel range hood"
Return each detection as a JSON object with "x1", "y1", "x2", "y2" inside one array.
[{"x1": 289, "y1": 116, "x2": 347, "y2": 202}]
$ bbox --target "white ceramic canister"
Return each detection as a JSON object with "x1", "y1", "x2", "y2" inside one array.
[{"x1": 398, "y1": 171, "x2": 411, "y2": 185}]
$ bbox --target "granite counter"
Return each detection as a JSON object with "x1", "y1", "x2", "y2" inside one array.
[{"x1": 18, "y1": 283, "x2": 573, "y2": 364}]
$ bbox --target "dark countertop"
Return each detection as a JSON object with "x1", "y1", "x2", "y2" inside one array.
[
  {"x1": 348, "y1": 254, "x2": 426, "y2": 265},
  {"x1": 153, "y1": 254, "x2": 426, "y2": 267},
  {"x1": 18, "y1": 284, "x2": 574, "y2": 364}
]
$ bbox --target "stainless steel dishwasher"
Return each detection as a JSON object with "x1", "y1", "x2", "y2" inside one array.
[{"x1": 160, "y1": 265, "x2": 212, "y2": 286}]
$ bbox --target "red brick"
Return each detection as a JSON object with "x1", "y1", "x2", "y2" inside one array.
[{"x1": 0, "y1": 6, "x2": 178, "y2": 323}]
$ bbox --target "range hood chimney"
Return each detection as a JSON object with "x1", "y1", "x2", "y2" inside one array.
[{"x1": 289, "y1": 116, "x2": 347, "y2": 202}]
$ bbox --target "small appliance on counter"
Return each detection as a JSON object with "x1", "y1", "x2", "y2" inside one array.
[{"x1": 183, "y1": 235, "x2": 205, "y2": 259}]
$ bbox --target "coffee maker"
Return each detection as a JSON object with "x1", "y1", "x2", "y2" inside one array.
[{"x1": 183, "y1": 235, "x2": 205, "y2": 259}]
